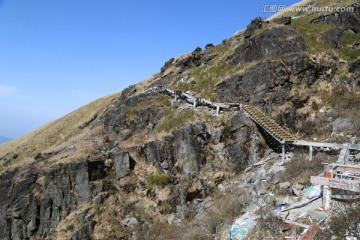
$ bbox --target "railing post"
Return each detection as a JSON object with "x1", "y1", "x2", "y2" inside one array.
[
  {"x1": 216, "y1": 106, "x2": 220, "y2": 116},
  {"x1": 309, "y1": 146, "x2": 313, "y2": 161},
  {"x1": 282, "y1": 144, "x2": 285, "y2": 164}
]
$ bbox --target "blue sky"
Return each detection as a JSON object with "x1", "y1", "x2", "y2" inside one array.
[{"x1": 0, "y1": 0, "x2": 299, "y2": 138}]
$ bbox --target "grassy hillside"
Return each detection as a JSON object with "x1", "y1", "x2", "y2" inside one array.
[{"x1": 0, "y1": 91, "x2": 121, "y2": 172}]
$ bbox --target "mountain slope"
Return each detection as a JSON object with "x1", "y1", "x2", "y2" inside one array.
[{"x1": 0, "y1": 0, "x2": 359, "y2": 239}]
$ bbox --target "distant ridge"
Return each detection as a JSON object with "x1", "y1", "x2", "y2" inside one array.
[{"x1": 0, "y1": 135, "x2": 12, "y2": 144}]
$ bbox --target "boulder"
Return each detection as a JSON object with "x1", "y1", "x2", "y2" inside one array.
[
  {"x1": 353, "y1": 43, "x2": 360, "y2": 49},
  {"x1": 292, "y1": 183, "x2": 304, "y2": 197},
  {"x1": 332, "y1": 118, "x2": 351, "y2": 133},
  {"x1": 279, "y1": 181, "x2": 290, "y2": 189},
  {"x1": 113, "y1": 151, "x2": 131, "y2": 179},
  {"x1": 350, "y1": 59, "x2": 360, "y2": 74},
  {"x1": 121, "y1": 217, "x2": 139, "y2": 228},
  {"x1": 268, "y1": 165, "x2": 285, "y2": 184},
  {"x1": 160, "y1": 58, "x2": 175, "y2": 73},
  {"x1": 205, "y1": 43, "x2": 214, "y2": 49},
  {"x1": 244, "y1": 17, "x2": 267, "y2": 39}
]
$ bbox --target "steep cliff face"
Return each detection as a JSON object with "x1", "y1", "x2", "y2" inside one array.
[
  {"x1": 0, "y1": 159, "x2": 108, "y2": 239},
  {"x1": 0, "y1": 1, "x2": 359, "y2": 239}
]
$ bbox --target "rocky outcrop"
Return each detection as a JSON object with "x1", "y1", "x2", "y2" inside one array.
[
  {"x1": 222, "y1": 112, "x2": 266, "y2": 170},
  {"x1": 319, "y1": 28, "x2": 344, "y2": 48},
  {"x1": 216, "y1": 60, "x2": 291, "y2": 106},
  {"x1": 350, "y1": 59, "x2": 360, "y2": 75},
  {"x1": 310, "y1": 3, "x2": 360, "y2": 33},
  {"x1": 0, "y1": 159, "x2": 108, "y2": 239},
  {"x1": 104, "y1": 91, "x2": 164, "y2": 140},
  {"x1": 283, "y1": 53, "x2": 328, "y2": 85},
  {"x1": 244, "y1": 17, "x2": 267, "y2": 39},
  {"x1": 228, "y1": 27, "x2": 307, "y2": 65},
  {"x1": 138, "y1": 122, "x2": 210, "y2": 178},
  {"x1": 160, "y1": 58, "x2": 175, "y2": 73}
]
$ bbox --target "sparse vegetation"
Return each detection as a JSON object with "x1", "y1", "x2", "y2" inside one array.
[
  {"x1": 154, "y1": 109, "x2": 195, "y2": 133},
  {"x1": 146, "y1": 171, "x2": 169, "y2": 188},
  {"x1": 318, "y1": 200, "x2": 360, "y2": 239},
  {"x1": 125, "y1": 94, "x2": 171, "y2": 117},
  {"x1": 284, "y1": 149, "x2": 335, "y2": 185},
  {"x1": 321, "y1": 85, "x2": 360, "y2": 133}
]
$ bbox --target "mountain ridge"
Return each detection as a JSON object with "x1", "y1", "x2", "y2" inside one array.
[{"x1": 0, "y1": 0, "x2": 359, "y2": 239}]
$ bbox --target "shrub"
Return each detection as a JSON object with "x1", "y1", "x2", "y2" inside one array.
[
  {"x1": 146, "y1": 171, "x2": 169, "y2": 188},
  {"x1": 318, "y1": 200, "x2": 360, "y2": 239},
  {"x1": 283, "y1": 148, "x2": 334, "y2": 185}
]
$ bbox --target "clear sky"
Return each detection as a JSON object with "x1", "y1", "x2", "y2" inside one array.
[{"x1": 0, "y1": 0, "x2": 299, "y2": 138}]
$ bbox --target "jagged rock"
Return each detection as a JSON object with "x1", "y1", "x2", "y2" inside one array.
[
  {"x1": 271, "y1": 17, "x2": 291, "y2": 25},
  {"x1": 229, "y1": 27, "x2": 306, "y2": 65},
  {"x1": 217, "y1": 184, "x2": 225, "y2": 193},
  {"x1": 167, "y1": 214, "x2": 182, "y2": 225},
  {"x1": 217, "y1": 60, "x2": 291, "y2": 104},
  {"x1": 193, "y1": 47, "x2": 202, "y2": 52},
  {"x1": 211, "y1": 127, "x2": 223, "y2": 145},
  {"x1": 353, "y1": 43, "x2": 360, "y2": 49},
  {"x1": 319, "y1": 28, "x2": 344, "y2": 48},
  {"x1": 175, "y1": 53, "x2": 202, "y2": 72},
  {"x1": 205, "y1": 43, "x2": 214, "y2": 49},
  {"x1": 350, "y1": 59, "x2": 360, "y2": 74},
  {"x1": 176, "y1": 205, "x2": 190, "y2": 219},
  {"x1": 104, "y1": 92, "x2": 163, "y2": 140},
  {"x1": 113, "y1": 150, "x2": 131, "y2": 179},
  {"x1": 138, "y1": 123, "x2": 209, "y2": 178},
  {"x1": 283, "y1": 53, "x2": 325, "y2": 85},
  {"x1": 244, "y1": 17, "x2": 267, "y2": 39},
  {"x1": 292, "y1": 183, "x2": 304, "y2": 197},
  {"x1": 279, "y1": 181, "x2": 290, "y2": 189},
  {"x1": 268, "y1": 165, "x2": 285, "y2": 184},
  {"x1": 70, "y1": 221, "x2": 94, "y2": 240},
  {"x1": 121, "y1": 217, "x2": 138, "y2": 228},
  {"x1": 310, "y1": 3, "x2": 360, "y2": 33},
  {"x1": 256, "y1": 181, "x2": 270, "y2": 195},
  {"x1": 332, "y1": 118, "x2": 351, "y2": 133},
  {"x1": 161, "y1": 58, "x2": 175, "y2": 73},
  {"x1": 0, "y1": 158, "x2": 108, "y2": 239}
]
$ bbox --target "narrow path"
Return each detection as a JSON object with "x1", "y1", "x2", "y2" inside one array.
[{"x1": 141, "y1": 86, "x2": 360, "y2": 163}]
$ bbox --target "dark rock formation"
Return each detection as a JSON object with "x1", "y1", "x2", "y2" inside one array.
[
  {"x1": 222, "y1": 112, "x2": 266, "y2": 171},
  {"x1": 216, "y1": 60, "x2": 291, "y2": 106},
  {"x1": 319, "y1": 28, "x2": 344, "y2": 48},
  {"x1": 205, "y1": 43, "x2": 214, "y2": 49},
  {"x1": 310, "y1": 3, "x2": 360, "y2": 33},
  {"x1": 104, "y1": 92, "x2": 163, "y2": 140},
  {"x1": 175, "y1": 53, "x2": 202, "y2": 73},
  {"x1": 350, "y1": 59, "x2": 360, "y2": 74},
  {"x1": 353, "y1": 43, "x2": 360, "y2": 49},
  {"x1": 0, "y1": 159, "x2": 108, "y2": 239},
  {"x1": 244, "y1": 17, "x2": 267, "y2": 39},
  {"x1": 113, "y1": 150, "x2": 131, "y2": 179},
  {"x1": 229, "y1": 27, "x2": 307, "y2": 65},
  {"x1": 282, "y1": 53, "x2": 328, "y2": 85},
  {"x1": 271, "y1": 17, "x2": 292, "y2": 25},
  {"x1": 160, "y1": 58, "x2": 175, "y2": 73},
  {"x1": 138, "y1": 122, "x2": 209, "y2": 178}
]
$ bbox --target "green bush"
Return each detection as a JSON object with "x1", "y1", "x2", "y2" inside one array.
[{"x1": 146, "y1": 171, "x2": 169, "y2": 188}]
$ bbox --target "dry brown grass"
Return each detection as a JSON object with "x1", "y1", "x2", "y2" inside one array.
[{"x1": 0, "y1": 92, "x2": 120, "y2": 172}]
